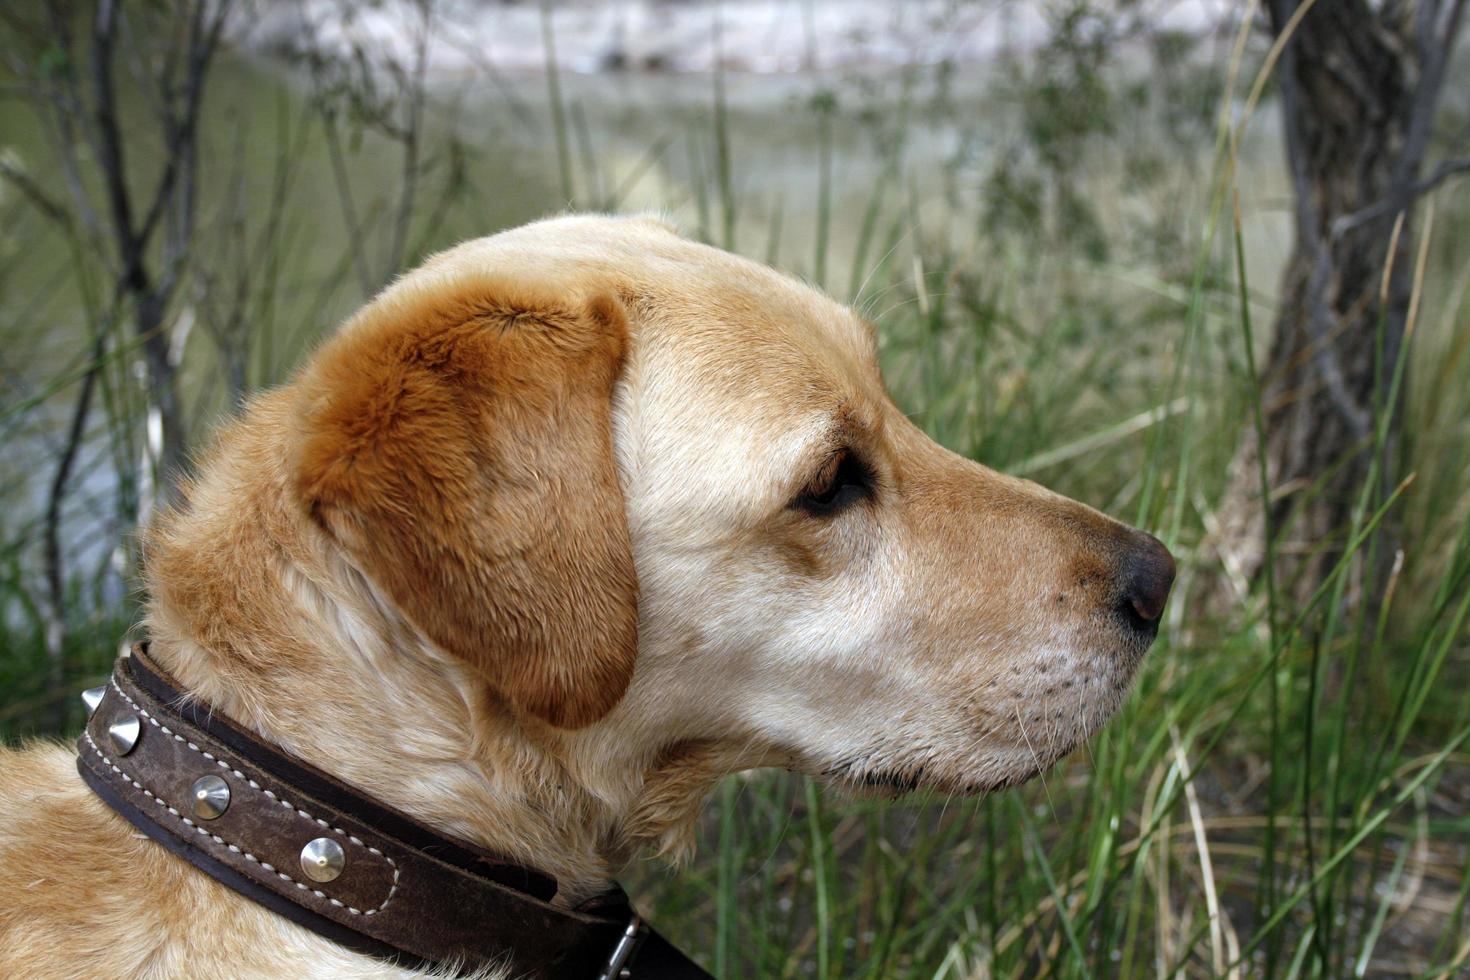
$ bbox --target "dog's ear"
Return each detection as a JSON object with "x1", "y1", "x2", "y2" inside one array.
[{"x1": 289, "y1": 271, "x2": 637, "y2": 728}]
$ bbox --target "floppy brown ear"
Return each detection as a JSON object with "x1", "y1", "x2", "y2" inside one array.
[{"x1": 289, "y1": 271, "x2": 637, "y2": 728}]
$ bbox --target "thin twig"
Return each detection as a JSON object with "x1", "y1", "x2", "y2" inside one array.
[{"x1": 1333, "y1": 155, "x2": 1470, "y2": 239}]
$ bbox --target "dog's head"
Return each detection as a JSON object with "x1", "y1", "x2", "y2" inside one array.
[{"x1": 289, "y1": 214, "x2": 1173, "y2": 811}]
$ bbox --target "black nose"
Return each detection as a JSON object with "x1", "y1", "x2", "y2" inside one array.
[{"x1": 1118, "y1": 532, "x2": 1176, "y2": 624}]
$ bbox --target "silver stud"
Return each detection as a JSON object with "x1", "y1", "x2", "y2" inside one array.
[
  {"x1": 190, "y1": 774, "x2": 231, "y2": 820},
  {"x1": 300, "y1": 837, "x2": 345, "y2": 883},
  {"x1": 81, "y1": 685, "x2": 106, "y2": 718},
  {"x1": 107, "y1": 713, "x2": 142, "y2": 755}
]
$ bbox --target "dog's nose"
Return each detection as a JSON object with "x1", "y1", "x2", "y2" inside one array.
[{"x1": 1118, "y1": 531, "x2": 1175, "y2": 624}]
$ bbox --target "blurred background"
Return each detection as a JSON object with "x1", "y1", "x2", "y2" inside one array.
[{"x1": 2, "y1": 1, "x2": 1468, "y2": 976}]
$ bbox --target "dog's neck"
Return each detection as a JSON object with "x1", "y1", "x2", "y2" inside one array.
[
  {"x1": 139, "y1": 398, "x2": 732, "y2": 905},
  {"x1": 145, "y1": 592, "x2": 634, "y2": 904}
]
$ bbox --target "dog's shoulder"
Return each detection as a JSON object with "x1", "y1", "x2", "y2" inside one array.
[
  {"x1": 0, "y1": 741, "x2": 188, "y2": 975},
  {"x1": 0, "y1": 742, "x2": 444, "y2": 978}
]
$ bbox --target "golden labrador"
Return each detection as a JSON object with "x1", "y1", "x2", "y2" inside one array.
[{"x1": 0, "y1": 215, "x2": 1173, "y2": 977}]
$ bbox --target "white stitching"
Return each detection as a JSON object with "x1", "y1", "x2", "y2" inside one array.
[
  {"x1": 84, "y1": 731, "x2": 391, "y2": 916},
  {"x1": 92, "y1": 684, "x2": 399, "y2": 916}
]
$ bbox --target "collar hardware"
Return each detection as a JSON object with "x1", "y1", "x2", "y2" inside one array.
[{"x1": 599, "y1": 914, "x2": 647, "y2": 980}]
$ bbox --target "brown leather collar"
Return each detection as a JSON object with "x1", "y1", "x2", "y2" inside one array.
[{"x1": 75, "y1": 646, "x2": 711, "y2": 979}]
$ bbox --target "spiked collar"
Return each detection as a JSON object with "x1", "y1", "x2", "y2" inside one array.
[{"x1": 76, "y1": 645, "x2": 711, "y2": 979}]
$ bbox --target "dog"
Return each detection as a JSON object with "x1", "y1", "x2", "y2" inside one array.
[{"x1": 0, "y1": 214, "x2": 1173, "y2": 977}]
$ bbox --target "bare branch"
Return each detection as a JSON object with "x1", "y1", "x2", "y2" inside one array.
[
  {"x1": 28, "y1": 4, "x2": 111, "y2": 250},
  {"x1": 1390, "y1": 0, "x2": 1465, "y2": 192},
  {"x1": 90, "y1": 0, "x2": 141, "y2": 279},
  {"x1": 135, "y1": 0, "x2": 231, "y2": 260},
  {"x1": 384, "y1": 0, "x2": 434, "y2": 278},
  {"x1": 320, "y1": 113, "x2": 377, "y2": 295},
  {"x1": 1333, "y1": 154, "x2": 1470, "y2": 238},
  {"x1": 0, "y1": 158, "x2": 72, "y2": 228},
  {"x1": 42, "y1": 327, "x2": 108, "y2": 730}
]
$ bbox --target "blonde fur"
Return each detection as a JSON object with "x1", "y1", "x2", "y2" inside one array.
[{"x1": 0, "y1": 215, "x2": 1167, "y2": 977}]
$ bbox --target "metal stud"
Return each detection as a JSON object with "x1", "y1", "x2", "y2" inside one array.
[
  {"x1": 190, "y1": 774, "x2": 231, "y2": 820},
  {"x1": 300, "y1": 837, "x2": 345, "y2": 883},
  {"x1": 107, "y1": 713, "x2": 142, "y2": 755},
  {"x1": 80, "y1": 685, "x2": 106, "y2": 718}
]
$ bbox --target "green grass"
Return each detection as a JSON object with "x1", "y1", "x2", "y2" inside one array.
[{"x1": 3, "y1": 9, "x2": 1470, "y2": 978}]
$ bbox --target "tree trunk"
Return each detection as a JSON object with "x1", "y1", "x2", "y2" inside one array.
[{"x1": 1215, "y1": 0, "x2": 1461, "y2": 609}]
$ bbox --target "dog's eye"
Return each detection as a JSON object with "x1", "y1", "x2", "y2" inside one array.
[{"x1": 794, "y1": 449, "x2": 873, "y2": 516}]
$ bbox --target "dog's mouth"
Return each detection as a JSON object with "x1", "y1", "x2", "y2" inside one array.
[
  {"x1": 805, "y1": 639, "x2": 1149, "y2": 800},
  {"x1": 817, "y1": 752, "x2": 1062, "y2": 800},
  {"x1": 848, "y1": 767, "x2": 924, "y2": 797}
]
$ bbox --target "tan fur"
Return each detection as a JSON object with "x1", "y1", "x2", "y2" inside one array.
[
  {"x1": 0, "y1": 214, "x2": 1168, "y2": 977},
  {"x1": 291, "y1": 275, "x2": 637, "y2": 728}
]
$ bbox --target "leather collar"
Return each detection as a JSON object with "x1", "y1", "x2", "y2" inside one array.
[{"x1": 76, "y1": 646, "x2": 712, "y2": 979}]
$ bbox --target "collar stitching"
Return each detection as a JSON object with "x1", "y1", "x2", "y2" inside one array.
[{"x1": 101, "y1": 678, "x2": 400, "y2": 914}]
